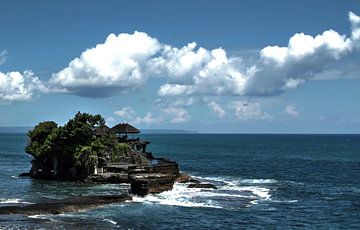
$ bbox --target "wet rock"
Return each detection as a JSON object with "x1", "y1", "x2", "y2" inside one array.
[
  {"x1": 176, "y1": 173, "x2": 200, "y2": 184},
  {"x1": 0, "y1": 195, "x2": 132, "y2": 215},
  {"x1": 86, "y1": 173, "x2": 129, "y2": 183},
  {"x1": 187, "y1": 183, "x2": 217, "y2": 189},
  {"x1": 130, "y1": 173, "x2": 177, "y2": 196},
  {"x1": 176, "y1": 173, "x2": 191, "y2": 183},
  {"x1": 18, "y1": 172, "x2": 31, "y2": 177}
]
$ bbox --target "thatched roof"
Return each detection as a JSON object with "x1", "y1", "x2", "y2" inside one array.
[
  {"x1": 111, "y1": 123, "x2": 140, "y2": 134},
  {"x1": 94, "y1": 125, "x2": 111, "y2": 135}
]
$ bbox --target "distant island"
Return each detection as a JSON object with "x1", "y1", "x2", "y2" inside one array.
[{"x1": 141, "y1": 129, "x2": 197, "y2": 134}]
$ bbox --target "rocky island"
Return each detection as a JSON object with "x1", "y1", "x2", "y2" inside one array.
[
  {"x1": 0, "y1": 112, "x2": 213, "y2": 215},
  {"x1": 24, "y1": 112, "x2": 180, "y2": 195}
]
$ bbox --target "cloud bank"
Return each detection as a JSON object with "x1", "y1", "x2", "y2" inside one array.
[
  {"x1": 114, "y1": 105, "x2": 189, "y2": 125},
  {"x1": 49, "y1": 11, "x2": 360, "y2": 99}
]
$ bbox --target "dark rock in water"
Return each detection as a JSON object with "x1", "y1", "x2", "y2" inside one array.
[
  {"x1": 0, "y1": 195, "x2": 132, "y2": 215},
  {"x1": 176, "y1": 173, "x2": 200, "y2": 184},
  {"x1": 129, "y1": 159, "x2": 180, "y2": 196},
  {"x1": 130, "y1": 173, "x2": 177, "y2": 196},
  {"x1": 187, "y1": 183, "x2": 218, "y2": 189},
  {"x1": 18, "y1": 172, "x2": 31, "y2": 177},
  {"x1": 86, "y1": 172, "x2": 129, "y2": 183},
  {"x1": 176, "y1": 173, "x2": 191, "y2": 183}
]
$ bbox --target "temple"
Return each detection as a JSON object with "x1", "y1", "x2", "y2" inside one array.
[{"x1": 89, "y1": 122, "x2": 179, "y2": 195}]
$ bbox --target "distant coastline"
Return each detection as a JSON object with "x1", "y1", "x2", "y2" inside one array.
[
  {"x1": 0, "y1": 127, "x2": 197, "y2": 134},
  {"x1": 141, "y1": 129, "x2": 197, "y2": 134},
  {"x1": 0, "y1": 127, "x2": 32, "y2": 134}
]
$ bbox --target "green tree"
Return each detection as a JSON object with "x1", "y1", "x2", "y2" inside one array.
[{"x1": 26, "y1": 121, "x2": 58, "y2": 158}]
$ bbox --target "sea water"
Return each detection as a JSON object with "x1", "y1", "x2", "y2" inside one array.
[{"x1": 0, "y1": 133, "x2": 360, "y2": 229}]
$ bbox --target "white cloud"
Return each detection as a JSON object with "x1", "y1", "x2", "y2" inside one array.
[
  {"x1": 49, "y1": 11, "x2": 360, "y2": 99},
  {"x1": 162, "y1": 107, "x2": 189, "y2": 123},
  {"x1": 159, "y1": 11, "x2": 360, "y2": 97},
  {"x1": 113, "y1": 106, "x2": 136, "y2": 122},
  {"x1": 114, "y1": 105, "x2": 188, "y2": 125},
  {"x1": 208, "y1": 101, "x2": 226, "y2": 118},
  {"x1": 285, "y1": 105, "x2": 300, "y2": 117},
  {"x1": 349, "y1": 11, "x2": 360, "y2": 40},
  {"x1": 0, "y1": 70, "x2": 46, "y2": 103},
  {"x1": 133, "y1": 112, "x2": 162, "y2": 125},
  {"x1": 232, "y1": 101, "x2": 269, "y2": 121},
  {"x1": 50, "y1": 31, "x2": 161, "y2": 97},
  {"x1": 114, "y1": 106, "x2": 162, "y2": 125},
  {"x1": 245, "y1": 28, "x2": 354, "y2": 96},
  {"x1": 0, "y1": 50, "x2": 7, "y2": 65}
]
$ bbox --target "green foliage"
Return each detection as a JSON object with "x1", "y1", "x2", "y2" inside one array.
[
  {"x1": 75, "y1": 138, "x2": 106, "y2": 168},
  {"x1": 26, "y1": 121, "x2": 58, "y2": 158},
  {"x1": 112, "y1": 143, "x2": 131, "y2": 162},
  {"x1": 26, "y1": 112, "x2": 111, "y2": 171}
]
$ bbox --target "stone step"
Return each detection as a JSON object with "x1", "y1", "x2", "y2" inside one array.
[
  {"x1": 87, "y1": 172, "x2": 129, "y2": 183},
  {"x1": 104, "y1": 164, "x2": 138, "y2": 173}
]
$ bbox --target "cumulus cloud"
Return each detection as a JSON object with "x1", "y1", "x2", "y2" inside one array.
[
  {"x1": 0, "y1": 70, "x2": 47, "y2": 103},
  {"x1": 113, "y1": 106, "x2": 137, "y2": 122},
  {"x1": 114, "y1": 106, "x2": 162, "y2": 125},
  {"x1": 49, "y1": 11, "x2": 360, "y2": 99},
  {"x1": 162, "y1": 107, "x2": 189, "y2": 123},
  {"x1": 285, "y1": 105, "x2": 300, "y2": 117},
  {"x1": 113, "y1": 106, "x2": 189, "y2": 125},
  {"x1": 208, "y1": 101, "x2": 226, "y2": 118},
  {"x1": 50, "y1": 32, "x2": 161, "y2": 97},
  {"x1": 0, "y1": 50, "x2": 7, "y2": 65},
  {"x1": 349, "y1": 11, "x2": 360, "y2": 41},
  {"x1": 232, "y1": 101, "x2": 269, "y2": 121}
]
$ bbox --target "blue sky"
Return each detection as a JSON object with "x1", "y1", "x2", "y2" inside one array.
[{"x1": 0, "y1": 0, "x2": 359, "y2": 133}]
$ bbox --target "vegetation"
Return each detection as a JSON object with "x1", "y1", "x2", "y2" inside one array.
[
  {"x1": 26, "y1": 112, "x2": 130, "y2": 173},
  {"x1": 112, "y1": 143, "x2": 131, "y2": 162}
]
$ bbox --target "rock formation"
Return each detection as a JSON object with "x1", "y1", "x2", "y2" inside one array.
[{"x1": 24, "y1": 112, "x2": 180, "y2": 196}]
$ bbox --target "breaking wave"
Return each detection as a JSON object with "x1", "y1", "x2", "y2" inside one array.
[
  {"x1": 0, "y1": 198, "x2": 33, "y2": 205},
  {"x1": 133, "y1": 176, "x2": 275, "y2": 209}
]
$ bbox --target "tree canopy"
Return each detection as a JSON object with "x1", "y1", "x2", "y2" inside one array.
[{"x1": 26, "y1": 112, "x2": 128, "y2": 172}]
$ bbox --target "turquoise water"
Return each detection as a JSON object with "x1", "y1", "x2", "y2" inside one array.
[{"x1": 0, "y1": 134, "x2": 360, "y2": 229}]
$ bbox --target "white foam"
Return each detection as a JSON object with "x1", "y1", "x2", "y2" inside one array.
[
  {"x1": 28, "y1": 214, "x2": 49, "y2": 219},
  {"x1": 132, "y1": 183, "x2": 222, "y2": 209},
  {"x1": 240, "y1": 179, "x2": 277, "y2": 184},
  {"x1": 28, "y1": 214, "x2": 57, "y2": 222},
  {"x1": 0, "y1": 198, "x2": 33, "y2": 204},
  {"x1": 103, "y1": 218, "x2": 117, "y2": 225},
  {"x1": 132, "y1": 174, "x2": 274, "y2": 209}
]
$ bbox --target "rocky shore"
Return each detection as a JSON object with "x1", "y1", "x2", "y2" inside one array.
[
  {"x1": 16, "y1": 113, "x2": 217, "y2": 215},
  {"x1": 0, "y1": 195, "x2": 131, "y2": 215},
  {"x1": 86, "y1": 157, "x2": 180, "y2": 195}
]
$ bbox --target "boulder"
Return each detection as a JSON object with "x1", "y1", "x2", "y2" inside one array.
[
  {"x1": 176, "y1": 173, "x2": 191, "y2": 183},
  {"x1": 176, "y1": 173, "x2": 200, "y2": 184},
  {"x1": 187, "y1": 183, "x2": 217, "y2": 189},
  {"x1": 18, "y1": 172, "x2": 31, "y2": 177},
  {"x1": 130, "y1": 173, "x2": 177, "y2": 196}
]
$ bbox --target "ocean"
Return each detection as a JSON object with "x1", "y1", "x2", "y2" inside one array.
[{"x1": 0, "y1": 133, "x2": 359, "y2": 229}]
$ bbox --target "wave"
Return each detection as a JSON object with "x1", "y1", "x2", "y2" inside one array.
[
  {"x1": 103, "y1": 218, "x2": 117, "y2": 225},
  {"x1": 0, "y1": 198, "x2": 33, "y2": 205},
  {"x1": 132, "y1": 175, "x2": 275, "y2": 209}
]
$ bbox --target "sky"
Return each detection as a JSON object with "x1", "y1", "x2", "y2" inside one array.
[{"x1": 0, "y1": 0, "x2": 360, "y2": 133}]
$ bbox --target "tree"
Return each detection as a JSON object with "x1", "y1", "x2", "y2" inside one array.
[
  {"x1": 26, "y1": 112, "x2": 132, "y2": 179},
  {"x1": 26, "y1": 121, "x2": 58, "y2": 158}
]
